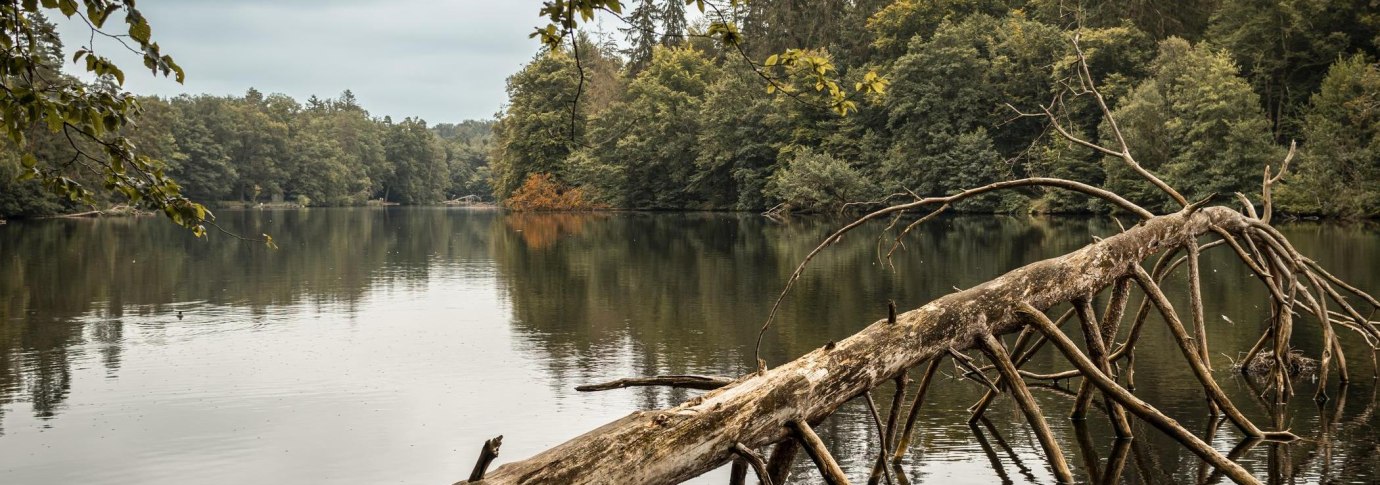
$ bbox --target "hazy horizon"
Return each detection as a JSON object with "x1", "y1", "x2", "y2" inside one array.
[{"x1": 52, "y1": 0, "x2": 553, "y2": 124}]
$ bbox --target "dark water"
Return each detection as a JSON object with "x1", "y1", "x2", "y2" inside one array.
[{"x1": 0, "y1": 208, "x2": 1376, "y2": 484}]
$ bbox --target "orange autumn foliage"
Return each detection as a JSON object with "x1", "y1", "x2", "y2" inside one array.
[
  {"x1": 504, "y1": 173, "x2": 603, "y2": 211},
  {"x1": 503, "y1": 212, "x2": 598, "y2": 249}
]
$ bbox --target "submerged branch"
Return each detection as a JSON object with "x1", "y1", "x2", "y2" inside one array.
[{"x1": 575, "y1": 375, "x2": 733, "y2": 392}]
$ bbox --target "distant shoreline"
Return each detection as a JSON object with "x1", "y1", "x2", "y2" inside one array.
[{"x1": 5, "y1": 204, "x2": 1374, "y2": 223}]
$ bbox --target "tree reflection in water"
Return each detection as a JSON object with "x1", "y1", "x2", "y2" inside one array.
[{"x1": 0, "y1": 209, "x2": 1376, "y2": 483}]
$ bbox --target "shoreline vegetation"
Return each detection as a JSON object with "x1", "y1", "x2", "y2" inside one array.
[
  {"x1": 12, "y1": 201, "x2": 1364, "y2": 226},
  {"x1": 4, "y1": 2, "x2": 1380, "y2": 224},
  {"x1": 481, "y1": 3, "x2": 1380, "y2": 220}
]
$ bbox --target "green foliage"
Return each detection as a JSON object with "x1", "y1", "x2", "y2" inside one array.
[
  {"x1": 763, "y1": 48, "x2": 887, "y2": 115},
  {"x1": 1278, "y1": 55, "x2": 1380, "y2": 217},
  {"x1": 1104, "y1": 38, "x2": 1280, "y2": 212},
  {"x1": 738, "y1": 0, "x2": 871, "y2": 58},
  {"x1": 1206, "y1": 0, "x2": 1380, "y2": 141},
  {"x1": 882, "y1": 13, "x2": 1063, "y2": 210},
  {"x1": 1027, "y1": 0, "x2": 1217, "y2": 41},
  {"x1": 582, "y1": 46, "x2": 717, "y2": 209},
  {"x1": 766, "y1": 149, "x2": 875, "y2": 212},
  {"x1": 620, "y1": 0, "x2": 660, "y2": 74},
  {"x1": 1, "y1": 87, "x2": 489, "y2": 219},
  {"x1": 0, "y1": 149, "x2": 64, "y2": 216},
  {"x1": 694, "y1": 65, "x2": 789, "y2": 210},
  {"x1": 1, "y1": 3, "x2": 207, "y2": 235},
  {"x1": 485, "y1": 3, "x2": 1379, "y2": 216},
  {"x1": 866, "y1": 0, "x2": 1008, "y2": 60},
  {"x1": 381, "y1": 117, "x2": 450, "y2": 205},
  {"x1": 1028, "y1": 25, "x2": 1154, "y2": 213},
  {"x1": 9, "y1": 0, "x2": 1377, "y2": 229},
  {"x1": 491, "y1": 50, "x2": 585, "y2": 199},
  {"x1": 661, "y1": 0, "x2": 687, "y2": 46},
  {"x1": 1, "y1": 5, "x2": 493, "y2": 224},
  {"x1": 436, "y1": 120, "x2": 497, "y2": 200}
]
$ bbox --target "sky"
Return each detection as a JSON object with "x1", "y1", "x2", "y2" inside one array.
[{"x1": 52, "y1": 0, "x2": 555, "y2": 123}]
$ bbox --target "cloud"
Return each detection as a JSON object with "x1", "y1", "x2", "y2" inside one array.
[{"x1": 52, "y1": 0, "x2": 547, "y2": 122}]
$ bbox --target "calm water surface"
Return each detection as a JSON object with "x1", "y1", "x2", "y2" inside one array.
[{"x1": 0, "y1": 208, "x2": 1376, "y2": 484}]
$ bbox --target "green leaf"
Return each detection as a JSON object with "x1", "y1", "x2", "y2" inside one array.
[
  {"x1": 163, "y1": 56, "x2": 185, "y2": 83},
  {"x1": 129, "y1": 19, "x2": 151, "y2": 44},
  {"x1": 102, "y1": 113, "x2": 120, "y2": 132},
  {"x1": 87, "y1": 2, "x2": 107, "y2": 27},
  {"x1": 56, "y1": 0, "x2": 76, "y2": 17}
]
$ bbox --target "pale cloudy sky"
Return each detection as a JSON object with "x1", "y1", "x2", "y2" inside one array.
[{"x1": 53, "y1": 1, "x2": 555, "y2": 123}]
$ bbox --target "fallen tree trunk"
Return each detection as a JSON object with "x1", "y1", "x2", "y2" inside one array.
[
  {"x1": 464, "y1": 206, "x2": 1257, "y2": 484},
  {"x1": 460, "y1": 44, "x2": 1379, "y2": 484}
]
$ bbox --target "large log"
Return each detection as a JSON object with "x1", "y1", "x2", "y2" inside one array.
[{"x1": 464, "y1": 207, "x2": 1250, "y2": 484}]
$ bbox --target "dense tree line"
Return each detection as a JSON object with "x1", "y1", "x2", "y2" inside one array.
[
  {"x1": 492, "y1": 0, "x2": 1380, "y2": 217},
  {"x1": 5, "y1": 1, "x2": 1377, "y2": 219},
  {"x1": 2, "y1": 57, "x2": 494, "y2": 218}
]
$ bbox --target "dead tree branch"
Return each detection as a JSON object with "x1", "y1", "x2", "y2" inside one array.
[{"x1": 575, "y1": 375, "x2": 733, "y2": 392}]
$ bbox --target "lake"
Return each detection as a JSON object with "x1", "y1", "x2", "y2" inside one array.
[{"x1": 0, "y1": 208, "x2": 1376, "y2": 484}]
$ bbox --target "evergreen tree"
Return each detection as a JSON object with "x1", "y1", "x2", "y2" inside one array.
[
  {"x1": 882, "y1": 13, "x2": 1065, "y2": 211},
  {"x1": 1104, "y1": 38, "x2": 1280, "y2": 212},
  {"x1": 1279, "y1": 55, "x2": 1380, "y2": 217},
  {"x1": 1206, "y1": 0, "x2": 1380, "y2": 141},
  {"x1": 661, "y1": 0, "x2": 687, "y2": 46},
  {"x1": 621, "y1": 0, "x2": 661, "y2": 74},
  {"x1": 695, "y1": 66, "x2": 786, "y2": 210}
]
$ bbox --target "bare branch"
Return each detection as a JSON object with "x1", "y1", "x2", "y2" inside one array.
[
  {"x1": 1133, "y1": 265, "x2": 1293, "y2": 439},
  {"x1": 894, "y1": 357, "x2": 941, "y2": 463},
  {"x1": 789, "y1": 420, "x2": 850, "y2": 485},
  {"x1": 948, "y1": 348, "x2": 1000, "y2": 393},
  {"x1": 575, "y1": 375, "x2": 732, "y2": 392},
  {"x1": 1042, "y1": 35, "x2": 1190, "y2": 207},
  {"x1": 978, "y1": 333, "x2": 1075, "y2": 483},
  {"x1": 730, "y1": 443, "x2": 774, "y2": 485},
  {"x1": 753, "y1": 177, "x2": 1155, "y2": 369},
  {"x1": 861, "y1": 392, "x2": 896, "y2": 485},
  {"x1": 1019, "y1": 303, "x2": 1259, "y2": 484},
  {"x1": 1261, "y1": 141, "x2": 1296, "y2": 224}
]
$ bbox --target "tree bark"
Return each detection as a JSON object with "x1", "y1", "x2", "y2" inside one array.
[{"x1": 462, "y1": 207, "x2": 1254, "y2": 485}]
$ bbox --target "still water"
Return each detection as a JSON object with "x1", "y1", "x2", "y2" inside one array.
[{"x1": 0, "y1": 208, "x2": 1376, "y2": 484}]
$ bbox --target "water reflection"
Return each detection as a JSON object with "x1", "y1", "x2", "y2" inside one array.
[{"x1": 0, "y1": 209, "x2": 1376, "y2": 483}]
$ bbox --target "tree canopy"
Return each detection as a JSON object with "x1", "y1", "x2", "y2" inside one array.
[
  {"x1": 490, "y1": 0, "x2": 1380, "y2": 216},
  {"x1": 4, "y1": 0, "x2": 1380, "y2": 220}
]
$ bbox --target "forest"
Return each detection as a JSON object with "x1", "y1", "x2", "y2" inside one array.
[
  {"x1": 0, "y1": 12, "x2": 492, "y2": 218},
  {"x1": 3, "y1": 0, "x2": 1379, "y2": 220},
  {"x1": 493, "y1": 0, "x2": 1380, "y2": 217},
  {"x1": 2, "y1": 2, "x2": 1380, "y2": 484},
  {"x1": 0, "y1": 87, "x2": 494, "y2": 217}
]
